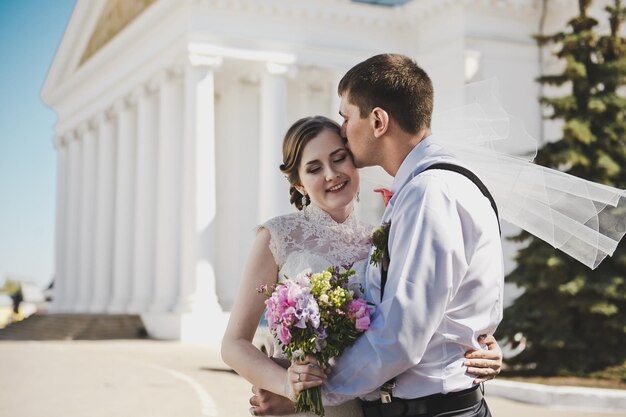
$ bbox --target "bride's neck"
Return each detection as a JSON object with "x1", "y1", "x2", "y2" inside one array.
[{"x1": 323, "y1": 203, "x2": 354, "y2": 224}]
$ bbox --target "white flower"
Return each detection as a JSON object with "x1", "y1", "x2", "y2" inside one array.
[{"x1": 292, "y1": 268, "x2": 313, "y2": 287}]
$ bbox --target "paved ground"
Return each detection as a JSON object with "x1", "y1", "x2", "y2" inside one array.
[{"x1": 1, "y1": 340, "x2": 623, "y2": 417}]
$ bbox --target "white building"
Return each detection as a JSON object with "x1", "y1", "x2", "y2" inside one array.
[{"x1": 41, "y1": 0, "x2": 601, "y2": 342}]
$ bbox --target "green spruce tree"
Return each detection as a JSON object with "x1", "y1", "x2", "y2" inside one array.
[{"x1": 500, "y1": 0, "x2": 626, "y2": 376}]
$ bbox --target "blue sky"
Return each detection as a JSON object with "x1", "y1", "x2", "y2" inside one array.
[{"x1": 0, "y1": 0, "x2": 76, "y2": 288}]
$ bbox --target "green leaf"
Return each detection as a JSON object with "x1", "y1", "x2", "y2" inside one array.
[
  {"x1": 597, "y1": 151, "x2": 621, "y2": 176},
  {"x1": 558, "y1": 276, "x2": 585, "y2": 295},
  {"x1": 564, "y1": 119, "x2": 595, "y2": 144},
  {"x1": 590, "y1": 302, "x2": 619, "y2": 316},
  {"x1": 564, "y1": 57, "x2": 588, "y2": 79},
  {"x1": 589, "y1": 98, "x2": 607, "y2": 113}
]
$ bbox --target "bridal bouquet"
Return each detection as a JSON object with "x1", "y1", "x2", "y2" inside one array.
[{"x1": 259, "y1": 266, "x2": 372, "y2": 417}]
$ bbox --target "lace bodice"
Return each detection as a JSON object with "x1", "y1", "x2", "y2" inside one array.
[
  {"x1": 260, "y1": 204, "x2": 372, "y2": 417},
  {"x1": 261, "y1": 204, "x2": 374, "y2": 283}
]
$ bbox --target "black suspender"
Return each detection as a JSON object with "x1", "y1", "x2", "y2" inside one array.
[
  {"x1": 423, "y1": 163, "x2": 501, "y2": 234},
  {"x1": 379, "y1": 163, "x2": 500, "y2": 302},
  {"x1": 377, "y1": 163, "x2": 500, "y2": 402}
]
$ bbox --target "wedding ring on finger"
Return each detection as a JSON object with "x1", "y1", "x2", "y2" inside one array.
[{"x1": 297, "y1": 372, "x2": 301, "y2": 382}]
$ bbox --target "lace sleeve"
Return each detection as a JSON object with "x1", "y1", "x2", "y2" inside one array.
[{"x1": 258, "y1": 217, "x2": 288, "y2": 267}]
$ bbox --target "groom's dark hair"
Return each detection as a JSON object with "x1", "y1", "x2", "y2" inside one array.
[{"x1": 338, "y1": 53, "x2": 433, "y2": 134}]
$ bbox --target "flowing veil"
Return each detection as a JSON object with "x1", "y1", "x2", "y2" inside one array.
[{"x1": 360, "y1": 79, "x2": 626, "y2": 270}]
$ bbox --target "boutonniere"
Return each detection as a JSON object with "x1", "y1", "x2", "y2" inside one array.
[{"x1": 369, "y1": 222, "x2": 391, "y2": 270}]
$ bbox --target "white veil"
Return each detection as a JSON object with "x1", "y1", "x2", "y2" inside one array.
[{"x1": 361, "y1": 79, "x2": 626, "y2": 270}]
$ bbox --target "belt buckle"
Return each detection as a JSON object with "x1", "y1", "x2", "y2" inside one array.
[
  {"x1": 380, "y1": 391, "x2": 392, "y2": 404},
  {"x1": 380, "y1": 380, "x2": 396, "y2": 404}
]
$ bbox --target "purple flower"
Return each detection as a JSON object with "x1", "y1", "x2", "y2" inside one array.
[
  {"x1": 294, "y1": 294, "x2": 320, "y2": 329},
  {"x1": 314, "y1": 327, "x2": 328, "y2": 351}
]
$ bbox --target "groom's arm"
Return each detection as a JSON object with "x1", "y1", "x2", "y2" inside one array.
[
  {"x1": 249, "y1": 387, "x2": 296, "y2": 416},
  {"x1": 323, "y1": 178, "x2": 463, "y2": 403}
]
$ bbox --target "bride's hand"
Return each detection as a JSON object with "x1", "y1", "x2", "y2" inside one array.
[
  {"x1": 249, "y1": 386, "x2": 295, "y2": 416},
  {"x1": 464, "y1": 334, "x2": 503, "y2": 384},
  {"x1": 286, "y1": 355, "x2": 327, "y2": 399}
]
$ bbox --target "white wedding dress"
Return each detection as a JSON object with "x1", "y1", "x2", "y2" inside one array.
[{"x1": 261, "y1": 203, "x2": 373, "y2": 417}]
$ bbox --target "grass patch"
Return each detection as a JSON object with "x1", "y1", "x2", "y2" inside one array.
[
  {"x1": 500, "y1": 361, "x2": 626, "y2": 390},
  {"x1": 500, "y1": 374, "x2": 626, "y2": 390}
]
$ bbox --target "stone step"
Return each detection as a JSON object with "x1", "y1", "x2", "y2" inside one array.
[{"x1": 0, "y1": 313, "x2": 147, "y2": 341}]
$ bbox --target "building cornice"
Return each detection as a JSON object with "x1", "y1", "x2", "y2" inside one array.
[
  {"x1": 195, "y1": 0, "x2": 550, "y2": 28},
  {"x1": 196, "y1": 0, "x2": 410, "y2": 29},
  {"x1": 44, "y1": 0, "x2": 580, "y2": 135}
]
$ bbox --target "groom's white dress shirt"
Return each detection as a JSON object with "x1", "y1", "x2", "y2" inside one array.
[{"x1": 324, "y1": 135, "x2": 504, "y2": 404}]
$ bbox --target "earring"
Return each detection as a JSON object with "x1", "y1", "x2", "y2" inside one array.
[
  {"x1": 356, "y1": 191, "x2": 360, "y2": 202},
  {"x1": 301, "y1": 193, "x2": 309, "y2": 219}
]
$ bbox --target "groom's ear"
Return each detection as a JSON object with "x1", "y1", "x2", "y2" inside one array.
[{"x1": 370, "y1": 107, "x2": 389, "y2": 138}]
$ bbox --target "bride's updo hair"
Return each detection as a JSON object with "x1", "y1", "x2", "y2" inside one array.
[{"x1": 280, "y1": 116, "x2": 342, "y2": 210}]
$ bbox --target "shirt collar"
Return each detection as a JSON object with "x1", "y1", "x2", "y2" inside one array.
[{"x1": 390, "y1": 134, "x2": 439, "y2": 194}]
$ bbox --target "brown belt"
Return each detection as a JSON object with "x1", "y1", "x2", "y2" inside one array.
[{"x1": 361, "y1": 385, "x2": 483, "y2": 417}]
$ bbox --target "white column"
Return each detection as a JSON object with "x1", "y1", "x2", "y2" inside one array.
[
  {"x1": 62, "y1": 131, "x2": 82, "y2": 311},
  {"x1": 330, "y1": 69, "x2": 344, "y2": 124},
  {"x1": 128, "y1": 83, "x2": 158, "y2": 313},
  {"x1": 90, "y1": 109, "x2": 117, "y2": 312},
  {"x1": 150, "y1": 67, "x2": 184, "y2": 313},
  {"x1": 175, "y1": 55, "x2": 223, "y2": 320},
  {"x1": 258, "y1": 62, "x2": 292, "y2": 222},
  {"x1": 76, "y1": 122, "x2": 98, "y2": 312},
  {"x1": 50, "y1": 135, "x2": 69, "y2": 312},
  {"x1": 214, "y1": 75, "x2": 261, "y2": 311},
  {"x1": 294, "y1": 68, "x2": 330, "y2": 119},
  {"x1": 109, "y1": 95, "x2": 137, "y2": 313}
]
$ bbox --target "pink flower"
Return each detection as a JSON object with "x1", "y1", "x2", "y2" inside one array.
[
  {"x1": 281, "y1": 307, "x2": 296, "y2": 327},
  {"x1": 278, "y1": 323, "x2": 292, "y2": 345},
  {"x1": 264, "y1": 299, "x2": 279, "y2": 329},
  {"x1": 348, "y1": 299, "x2": 371, "y2": 331},
  {"x1": 265, "y1": 285, "x2": 294, "y2": 331},
  {"x1": 355, "y1": 316, "x2": 371, "y2": 331},
  {"x1": 276, "y1": 286, "x2": 292, "y2": 308}
]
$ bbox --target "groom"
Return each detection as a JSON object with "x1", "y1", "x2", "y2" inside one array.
[{"x1": 253, "y1": 54, "x2": 503, "y2": 417}]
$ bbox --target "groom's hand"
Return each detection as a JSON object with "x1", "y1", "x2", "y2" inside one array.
[
  {"x1": 464, "y1": 334, "x2": 503, "y2": 384},
  {"x1": 249, "y1": 386, "x2": 295, "y2": 416}
]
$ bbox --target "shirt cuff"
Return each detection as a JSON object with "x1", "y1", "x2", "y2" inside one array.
[{"x1": 321, "y1": 385, "x2": 357, "y2": 407}]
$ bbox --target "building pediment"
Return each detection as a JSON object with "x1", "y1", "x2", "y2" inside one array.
[
  {"x1": 42, "y1": 0, "x2": 156, "y2": 107},
  {"x1": 80, "y1": 0, "x2": 156, "y2": 65}
]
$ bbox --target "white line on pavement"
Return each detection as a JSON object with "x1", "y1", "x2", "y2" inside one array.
[{"x1": 140, "y1": 362, "x2": 219, "y2": 417}]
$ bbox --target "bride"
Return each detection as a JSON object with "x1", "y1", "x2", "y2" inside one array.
[{"x1": 221, "y1": 116, "x2": 503, "y2": 417}]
